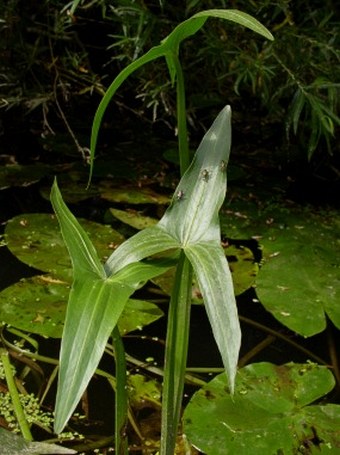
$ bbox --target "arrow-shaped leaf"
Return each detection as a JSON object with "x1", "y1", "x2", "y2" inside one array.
[
  {"x1": 51, "y1": 182, "x2": 175, "y2": 433},
  {"x1": 104, "y1": 106, "x2": 241, "y2": 391}
]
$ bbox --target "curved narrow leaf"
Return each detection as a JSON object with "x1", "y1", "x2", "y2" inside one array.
[
  {"x1": 90, "y1": 10, "x2": 273, "y2": 177},
  {"x1": 194, "y1": 9, "x2": 274, "y2": 41},
  {"x1": 185, "y1": 243, "x2": 241, "y2": 392},
  {"x1": 90, "y1": 45, "x2": 164, "y2": 180},
  {"x1": 51, "y1": 180, "x2": 105, "y2": 279}
]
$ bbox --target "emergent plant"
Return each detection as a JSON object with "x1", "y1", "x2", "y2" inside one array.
[{"x1": 50, "y1": 9, "x2": 273, "y2": 455}]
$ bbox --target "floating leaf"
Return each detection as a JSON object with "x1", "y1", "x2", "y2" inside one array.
[
  {"x1": 100, "y1": 186, "x2": 170, "y2": 205},
  {"x1": 0, "y1": 275, "x2": 69, "y2": 338},
  {"x1": 226, "y1": 244, "x2": 258, "y2": 295},
  {"x1": 109, "y1": 208, "x2": 158, "y2": 230},
  {"x1": 5, "y1": 214, "x2": 124, "y2": 281},
  {"x1": 222, "y1": 198, "x2": 340, "y2": 336},
  {"x1": 127, "y1": 374, "x2": 161, "y2": 410},
  {"x1": 40, "y1": 180, "x2": 100, "y2": 203},
  {"x1": 117, "y1": 298, "x2": 164, "y2": 336},
  {"x1": 0, "y1": 276, "x2": 163, "y2": 338},
  {"x1": 184, "y1": 362, "x2": 340, "y2": 455}
]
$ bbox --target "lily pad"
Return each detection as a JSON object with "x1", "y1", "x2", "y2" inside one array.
[
  {"x1": 2, "y1": 214, "x2": 164, "y2": 337},
  {"x1": 127, "y1": 373, "x2": 161, "y2": 410},
  {"x1": 109, "y1": 208, "x2": 158, "y2": 230},
  {"x1": 222, "y1": 196, "x2": 340, "y2": 336},
  {"x1": 5, "y1": 214, "x2": 124, "y2": 281},
  {"x1": 226, "y1": 244, "x2": 258, "y2": 296},
  {"x1": 0, "y1": 276, "x2": 164, "y2": 338},
  {"x1": 0, "y1": 275, "x2": 69, "y2": 337},
  {"x1": 100, "y1": 186, "x2": 170, "y2": 205},
  {"x1": 116, "y1": 298, "x2": 164, "y2": 336},
  {"x1": 40, "y1": 180, "x2": 100, "y2": 203},
  {"x1": 183, "y1": 362, "x2": 340, "y2": 455}
]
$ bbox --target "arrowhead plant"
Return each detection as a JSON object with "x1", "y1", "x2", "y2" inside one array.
[{"x1": 51, "y1": 9, "x2": 273, "y2": 455}]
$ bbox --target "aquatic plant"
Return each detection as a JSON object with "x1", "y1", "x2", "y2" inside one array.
[{"x1": 50, "y1": 9, "x2": 273, "y2": 455}]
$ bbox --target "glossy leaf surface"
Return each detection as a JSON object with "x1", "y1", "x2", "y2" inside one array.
[
  {"x1": 184, "y1": 362, "x2": 340, "y2": 454},
  {"x1": 105, "y1": 106, "x2": 241, "y2": 392},
  {"x1": 0, "y1": 276, "x2": 163, "y2": 338},
  {"x1": 52, "y1": 106, "x2": 240, "y2": 432},
  {"x1": 222, "y1": 198, "x2": 340, "y2": 336},
  {"x1": 5, "y1": 213, "x2": 123, "y2": 281},
  {"x1": 51, "y1": 182, "x2": 173, "y2": 432}
]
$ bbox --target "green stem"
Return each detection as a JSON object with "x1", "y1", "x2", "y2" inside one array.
[
  {"x1": 112, "y1": 326, "x2": 128, "y2": 455},
  {"x1": 173, "y1": 54, "x2": 190, "y2": 176},
  {"x1": 0, "y1": 348, "x2": 33, "y2": 441},
  {"x1": 160, "y1": 252, "x2": 193, "y2": 455}
]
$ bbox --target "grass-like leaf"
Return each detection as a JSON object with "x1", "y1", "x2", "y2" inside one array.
[{"x1": 89, "y1": 9, "x2": 273, "y2": 180}]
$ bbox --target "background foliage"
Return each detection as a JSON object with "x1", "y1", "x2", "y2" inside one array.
[{"x1": 1, "y1": 0, "x2": 339, "y2": 171}]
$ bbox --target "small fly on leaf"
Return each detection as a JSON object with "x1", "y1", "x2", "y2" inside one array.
[
  {"x1": 201, "y1": 169, "x2": 210, "y2": 182},
  {"x1": 176, "y1": 190, "x2": 185, "y2": 201},
  {"x1": 220, "y1": 160, "x2": 227, "y2": 172}
]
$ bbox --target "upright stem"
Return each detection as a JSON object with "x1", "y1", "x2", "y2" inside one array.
[
  {"x1": 0, "y1": 348, "x2": 33, "y2": 441},
  {"x1": 173, "y1": 54, "x2": 190, "y2": 176},
  {"x1": 112, "y1": 327, "x2": 128, "y2": 455},
  {"x1": 160, "y1": 252, "x2": 193, "y2": 455}
]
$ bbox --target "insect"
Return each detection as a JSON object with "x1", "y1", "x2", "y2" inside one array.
[
  {"x1": 220, "y1": 160, "x2": 227, "y2": 172},
  {"x1": 176, "y1": 189, "x2": 185, "y2": 201},
  {"x1": 201, "y1": 169, "x2": 210, "y2": 182}
]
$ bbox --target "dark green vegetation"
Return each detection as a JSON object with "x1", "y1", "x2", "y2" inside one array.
[
  {"x1": 0, "y1": 1, "x2": 339, "y2": 455},
  {"x1": 1, "y1": 0, "x2": 340, "y2": 167}
]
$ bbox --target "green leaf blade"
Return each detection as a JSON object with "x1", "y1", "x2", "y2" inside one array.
[
  {"x1": 90, "y1": 46, "x2": 165, "y2": 181},
  {"x1": 105, "y1": 225, "x2": 179, "y2": 275},
  {"x1": 194, "y1": 9, "x2": 274, "y2": 41},
  {"x1": 159, "y1": 105, "x2": 231, "y2": 245},
  {"x1": 54, "y1": 276, "x2": 133, "y2": 434},
  {"x1": 185, "y1": 242, "x2": 241, "y2": 392},
  {"x1": 51, "y1": 180, "x2": 105, "y2": 279}
]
